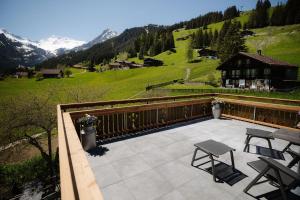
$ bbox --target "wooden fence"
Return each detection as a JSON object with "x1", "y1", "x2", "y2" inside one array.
[{"x1": 69, "y1": 98, "x2": 212, "y2": 141}]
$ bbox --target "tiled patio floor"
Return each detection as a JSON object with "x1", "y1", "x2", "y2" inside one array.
[{"x1": 86, "y1": 118, "x2": 299, "y2": 200}]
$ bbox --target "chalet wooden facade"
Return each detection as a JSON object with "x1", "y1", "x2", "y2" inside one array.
[
  {"x1": 217, "y1": 52, "x2": 299, "y2": 90},
  {"x1": 41, "y1": 69, "x2": 64, "y2": 78},
  {"x1": 198, "y1": 48, "x2": 218, "y2": 59},
  {"x1": 109, "y1": 60, "x2": 143, "y2": 70}
]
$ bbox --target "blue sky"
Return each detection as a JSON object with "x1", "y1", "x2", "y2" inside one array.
[{"x1": 0, "y1": 0, "x2": 286, "y2": 41}]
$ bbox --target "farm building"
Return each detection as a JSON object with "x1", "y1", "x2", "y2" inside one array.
[
  {"x1": 143, "y1": 58, "x2": 163, "y2": 67},
  {"x1": 40, "y1": 69, "x2": 64, "y2": 78},
  {"x1": 109, "y1": 61, "x2": 143, "y2": 70},
  {"x1": 198, "y1": 48, "x2": 218, "y2": 59},
  {"x1": 217, "y1": 51, "x2": 299, "y2": 90},
  {"x1": 15, "y1": 71, "x2": 28, "y2": 78}
]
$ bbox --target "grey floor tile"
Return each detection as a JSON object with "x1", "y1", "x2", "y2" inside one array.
[
  {"x1": 139, "y1": 147, "x2": 174, "y2": 168},
  {"x1": 155, "y1": 190, "x2": 185, "y2": 200},
  {"x1": 124, "y1": 169, "x2": 173, "y2": 200},
  {"x1": 104, "y1": 142, "x2": 136, "y2": 162},
  {"x1": 93, "y1": 164, "x2": 121, "y2": 188},
  {"x1": 112, "y1": 154, "x2": 151, "y2": 179},
  {"x1": 155, "y1": 160, "x2": 198, "y2": 188},
  {"x1": 102, "y1": 181, "x2": 136, "y2": 200}
]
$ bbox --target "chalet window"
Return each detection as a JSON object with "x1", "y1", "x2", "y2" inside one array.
[
  {"x1": 222, "y1": 71, "x2": 226, "y2": 77},
  {"x1": 236, "y1": 70, "x2": 241, "y2": 77},
  {"x1": 232, "y1": 70, "x2": 236, "y2": 77},
  {"x1": 264, "y1": 68, "x2": 271, "y2": 75},
  {"x1": 238, "y1": 60, "x2": 242, "y2": 66},
  {"x1": 246, "y1": 69, "x2": 251, "y2": 77},
  {"x1": 246, "y1": 59, "x2": 250, "y2": 65},
  {"x1": 251, "y1": 69, "x2": 257, "y2": 77}
]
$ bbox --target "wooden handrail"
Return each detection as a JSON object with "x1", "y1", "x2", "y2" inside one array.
[
  {"x1": 58, "y1": 104, "x2": 103, "y2": 200},
  {"x1": 60, "y1": 93, "x2": 216, "y2": 110},
  {"x1": 220, "y1": 98, "x2": 300, "y2": 112},
  {"x1": 60, "y1": 93, "x2": 300, "y2": 112},
  {"x1": 216, "y1": 93, "x2": 300, "y2": 106},
  {"x1": 57, "y1": 105, "x2": 76, "y2": 200},
  {"x1": 69, "y1": 98, "x2": 213, "y2": 119},
  {"x1": 63, "y1": 113, "x2": 103, "y2": 200}
]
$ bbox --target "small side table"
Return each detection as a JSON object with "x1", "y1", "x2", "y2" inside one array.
[
  {"x1": 191, "y1": 139, "x2": 236, "y2": 182},
  {"x1": 243, "y1": 128, "x2": 274, "y2": 152}
]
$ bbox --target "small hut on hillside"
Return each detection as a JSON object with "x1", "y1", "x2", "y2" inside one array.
[{"x1": 40, "y1": 69, "x2": 64, "y2": 78}]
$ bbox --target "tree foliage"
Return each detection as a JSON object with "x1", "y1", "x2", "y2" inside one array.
[
  {"x1": 217, "y1": 21, "x2": 247, "y2": 62},
  {"x1": 223, "y1": 6, "x2": 240, "y2": 20},
  {"x1": 135, "y1": 29, "x2": 175, "y2": 57},
  {"x1": 186, "y1": 40, "x2": 194, "y2": 63}
]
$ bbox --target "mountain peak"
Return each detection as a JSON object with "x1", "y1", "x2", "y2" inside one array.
[{"x1": 73, "y1": 28, "x2": 118, "y2": 51}]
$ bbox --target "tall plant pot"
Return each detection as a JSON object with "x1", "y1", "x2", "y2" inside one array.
[
  {"x1": 212, "y1": 103, "x2": 222, "y2": 119},
  {"x1": 80, "y1": 126, "x2": 96, "y2": 151}
]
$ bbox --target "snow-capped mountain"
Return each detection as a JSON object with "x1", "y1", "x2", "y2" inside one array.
[
  {"x1": 0, "y1": 29, "x2": 54, "y2": 69},
  {"x1": 74, "y1": 29, "x2": 118, "y2": 51},
  {"x1": 0, "y1": 28, "x2": 117, "y2": 71},
  {"x1": 38, "y1": 36, "x2": 85, "y2": 55}
]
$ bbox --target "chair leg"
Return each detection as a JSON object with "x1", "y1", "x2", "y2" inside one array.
[
  {"x1": 243, "y1": 136, "x2": 251, "y2": 152},
  {"x1": 209, "y1": 154, "x2": 217, "y2": 182},
  {"x1": 287, "y1": 157, "x2": 300, "y2": 168},
  {"x1": 274, "y1": 169, "x2": 288, "y2": 200},
  {"x1": 282, "y1": 142, "x2": 292, "y2": 153},
  {"x1": 267, "y1": 139, "x2": 273, "y2": 151},
  {"x1": 244, "y1": 166, "x2": 270, "y2": 193},
  {"x1": 191, "y1": 148, "x2": 198, "y2": 166}
]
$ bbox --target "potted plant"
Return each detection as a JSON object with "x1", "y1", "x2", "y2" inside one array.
[
  {"x1": 211, "y1": 98, "x2": 224, "y2": 119},
  {"x1": 78, "y1": 114, "x2": 98, "y2": 151}
]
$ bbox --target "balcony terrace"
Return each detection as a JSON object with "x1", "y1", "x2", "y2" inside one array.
[{"x1": 57, "y1": 93, "x2": 300, "y2": 200}]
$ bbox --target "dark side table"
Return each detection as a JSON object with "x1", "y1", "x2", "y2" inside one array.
[{"x1": 191, "y1": 139, "x2": 236, "y2": 182}]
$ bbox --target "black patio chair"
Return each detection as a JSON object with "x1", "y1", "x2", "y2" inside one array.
[{"x1": 244, "y1": 156, "x2": 300, "y2": 200}]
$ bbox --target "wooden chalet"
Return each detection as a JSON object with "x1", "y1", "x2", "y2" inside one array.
[
  {"x1": 109, "y1": 61, "x2": 143, "y2": 70},
  {"x1": 217, "y1": 52, "x2": 299, "y2": 90},
  {"x1": 41, "y1": 69, "x2": 64, "y2": 78},
  {"x1": 198, "y1": 48, "x2": 218, "y2": 59},
  {"x1": 143, "y1": 58, "x2": 163, "y2": 67},
  {"x1": 15, "y1": 71, "x2": 28, "y2": 78}
]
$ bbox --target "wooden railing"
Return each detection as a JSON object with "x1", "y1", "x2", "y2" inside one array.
[
  {"x1": 57, "y1": 105, "x2": 104, "y2": 200},
  {"x1": 221, "y1": 99, "x2": 300, "y2": 130},
  {"x1": 57, "y1": 94, "x2": 300, "y2": 200},
  {"x1": 69, "y1": 98, "x2": 212, "y2": 141}
]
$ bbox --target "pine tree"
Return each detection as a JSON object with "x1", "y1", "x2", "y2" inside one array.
[
  {"x1": 138, "y1": 47, "x2": 144, "y2": 60},
  {"x1": 223, "y1": 6, "x2": 240, "y2": 20},
  {"x1": 218, "y1": 21, "x2": 247, "y2": 62},
  {"x1": 88, "y1": 58, "x2": 95, "y2": 72},
  {"x1": 270, "y1": 3, "x2": 286, "y2": 26},
  {"x1": 186, "y1": 40, "x2": 194, "y2": 63}
]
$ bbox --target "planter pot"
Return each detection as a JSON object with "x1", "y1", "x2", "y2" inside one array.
[
  {"x1": 212, "y1": 104, "x2": 222, "y2": 119},
  {"x1": 80, "y1": 126, "x2": 96, "y2": 151}
]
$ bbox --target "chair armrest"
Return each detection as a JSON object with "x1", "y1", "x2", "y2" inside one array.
[{"x1": 258, "y1": 157, "x2": 300, "y2": 181}]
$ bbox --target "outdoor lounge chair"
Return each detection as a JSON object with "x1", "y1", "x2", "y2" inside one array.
[{"x1": 244, "y1": 156, "x2": 300, "y2": 200}]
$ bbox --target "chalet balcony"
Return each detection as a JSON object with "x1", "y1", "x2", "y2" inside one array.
[{"x1": 57, "y1": 94, "x2": 300, "y2": 200}]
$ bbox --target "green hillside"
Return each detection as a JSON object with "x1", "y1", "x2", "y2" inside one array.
[{"x1": 1, "y1": 12, "x2": 300, "y2": 103}]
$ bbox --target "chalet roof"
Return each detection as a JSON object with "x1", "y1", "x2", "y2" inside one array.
[
  {"x1": 41, "y1": 69, "x2": 62, "y2": 75},
  {"x1": 217, "y1": 52, "x2": 297, "y2": 70}
]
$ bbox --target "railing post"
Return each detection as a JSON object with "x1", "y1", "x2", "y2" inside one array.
[{"x1": 253, "y1": 106, "x2": 256, "y2": 121}]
